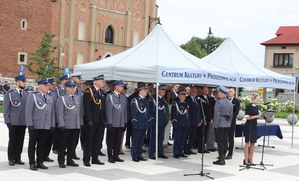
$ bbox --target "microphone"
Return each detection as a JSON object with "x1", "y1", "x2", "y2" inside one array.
[
  {"x1": 197, "y1": 96, "x2": 206, "y2": 103},
  {"x1": 263, "y1": 102, "x2": 271, "y2": 105}
]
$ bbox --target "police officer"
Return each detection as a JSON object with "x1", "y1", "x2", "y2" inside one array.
[
  {"x1": 83, "y1": 75, "x2": 106, "y2": 166},
  {"x1": 56, "y1": 80, "x2": 83, "y2": 168},
  {"x1": 148, "y1": 84, "x2": 168, "y2": 159},
  {"x1": 105, "y1": 80, "x2": 127, "y2": 163},
  {"x1": 2, "y1": 80, "x2": 10, "y2": 93},
  {"x1": 171, "y1": 89, "x2": 190, "y2": 158},
  {"x1": 43, "y1": 77, "x2": 57, "y2": 162},
  {"x1": 130, "y1": 83, "x2": 149, "y2": 162},
  {"x1": 213, "y1": 86, "x2": 233, "y2": 165},
  {"x1": 25, "y1": 78, "x2": 55, "y2": 171},
  {"x1": 52, "y1": 74, "x2": 69, "y2": 154},
  {"x1": 3, "y1": 74, "x2": 28, "y2": 166},
  {"x1": 70, "y1": 72, "x2": 83, "y2": 160}
]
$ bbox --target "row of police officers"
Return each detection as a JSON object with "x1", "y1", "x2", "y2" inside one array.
[{"x1": 4, "y1": 72, "x2": 237, "y2": 170}]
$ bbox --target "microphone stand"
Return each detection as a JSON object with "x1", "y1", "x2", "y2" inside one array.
[{"x1": 184, "y1": 97, "x2": 214, "y2": 180}]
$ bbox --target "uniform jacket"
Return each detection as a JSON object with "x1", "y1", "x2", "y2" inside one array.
[
  {"x1": 149, "y1": 96, "x2": 168, "y2": 128},
  {"x1": 105, "y1": 91, "x2": 127, "y2": 127},
  {"x1": 230, "y1": 97, "x2": 241, "y2": 120},
  {"x1": 56, "y1": 93, "x2": 83, "y2": 129},
  {"x1": 25, "y1": 91, "x2": 55, "y2": 129},
  {"x1": 55, "y1": 85, "x2": 66, "y2": 97},
  {"x1": 185, "y1": 95, "x2": 203, "y2": 126},
  {"x1": 83, "y1": 85, "x2": 106, "y2": 124},
  {"x1": 4, "y1": 89, "x2": 29, "y2": 125},
  {"x1": 130, "y1": 96, "x2": 149, "y2": 129},
  {"x1": 213, "y1": 97, "x2": 233, "y2": 128},
  {"x1": 171, "y1": 100, "x2": 190, "y2": 128}
]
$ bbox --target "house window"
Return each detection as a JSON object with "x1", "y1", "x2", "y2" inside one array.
[
  {"x1": 76, "y1": 52, "x2": 84, "y2": 64},
  {"x1": 21, "y1": 19, "x2": 27, "y2": 30},
  {"x1": 18, "y1": 52, "x2": 27, "y2": 64},
  {"x1": 105, "y1": 25, "x2": 113, "y2": 44},
  {"x1": 273, "y1": 53, "x2": 293, "y2": 67},
  {"x1": 78, "y1": 20, "x2": 85, "y2": 40}
]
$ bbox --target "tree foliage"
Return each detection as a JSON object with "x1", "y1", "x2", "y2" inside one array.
[
  {"x1": 25, "y1": 33, "x2": 59, "y2": 80},
  {"x1": 180, "y1": 35, "x2": 225, "y2": 58}
]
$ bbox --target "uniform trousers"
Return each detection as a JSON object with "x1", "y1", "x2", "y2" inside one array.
[
  {"x1": 44, "y1": 129, "x2": 54, "y2": 159},
  {"x1": 125, "y1": 120, "x2": 132, "y2": 147},
  {"x1": 58, "y1": 129, "x2": 80, "y2": 164},
  {"x1": 206, "y1": 124, "x2": 215, "y2": 149},
  {"x1": 83, "y1": 123, "x2": 101, "y2": 162},
  {"x1": 131, "y1": 129, "x2": 146, "y2": 158},
  {"x1": 214, "y1": 127, "x2": 229, "y2": 160},
  {"x1": 148, "y1": 126, "x2": 165, "y2": 157},
  {"x1": 227, "y1": 118, "x2": 237, "y2": 156},
  {"x1": 185, "y1": 125, "x2": 197, "y2": 153},
  {"x1": 106, "y1": 127, "x2": 122, "y2": 159},
  {"x1": 28, "y1": 129, "x2": 49, "y2": 165},
  {"x1": 173, "y1": 126, "x2": 188, "y2": 156},
  {"x1": 98, "y1": 123, "x2": 105, "y2": 152},
  {"x1": 7, "y1": 125, "x2": 26, "y2": 161},
  {"x1": 52, "y1": 123, "x2": 59, "y2": 152}
]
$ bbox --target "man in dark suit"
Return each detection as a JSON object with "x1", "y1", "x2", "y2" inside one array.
[
  {"x1": 82, "y1": 75, "x2": 106, "y2": 167},
  {"x1": 171, "y1": 84, "x2": 180, "y2": 102},
  {"x1": 226, "y1": 87, "x2": 240, "y2": 159},
  {"x1": 198, "y1": 86, "x2": 215, "y2": 153},
  {"x1": 185, "y1": 86, "x2": 202, "y2": 155}
]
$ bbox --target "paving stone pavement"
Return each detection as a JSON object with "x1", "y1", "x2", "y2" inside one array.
[{"x1": 0, "y1": 113, "x2": 299, "y2": 181}]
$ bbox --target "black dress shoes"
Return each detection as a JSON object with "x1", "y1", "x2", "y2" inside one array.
[
  {"x1": 125, "y1": 145, "x2": 131, "y2": 149},
  {"x1": 99, "y1": 151, "x2": 106, "y2": 156},
  {"x1": 213, "y1": 160, "x2": 225, "y2": 165},
  {"x1": 53, "y1": 150, "x2": 58, "y2": 154},
  {"x1": 9, "y1": 160, "x2": 15, "y2": 166},
  {"x1": 108, "y1": 158, "x2": 115, "y2": 163},
  {"x1": 158, "y1": 155, "x2": 168, "y2": 159},
  {"x1": 132, "y1": 157, "x2": 139, "y2": 162},
  {"x1": 37, "y1": 163, "x2": 48, "y2": 169},
  {"x1": 138, "y1": 156, "x2": 147, "y2": 161},
  {"x1": 84, "y1": 162, "x2": 91, "y2": 167},
  {"x1": 14, "y1": 160, "x2": 25, "y2": 165},
  {"x1": 44, "y1": 157, "x2": 54, "y2": 162},
  {"x1": 73, "y1": 155, "x2": 80, "y2": 160},
  {"x1": 59, "y1": 164, "x2": 66, "y2": 168},
  {"x1": 190, "y1": 150, "x2": 197, "y2": 155},
  {"x1": 30, "y1": 164, "x2": 37, "y2": 171},
  {"x1": 92, "y1": 159, "x2": 105, "y2": 165},
  {"x1": 114, "y1": 157, "x2": 124, "y2": 162},
  {"x1": 225, "y1": 155, "x2": 232, "y2": 160},
  {"x1": 208, "y1": 148, "x2": 217, "y2": 152},
  {"x1": 173, "y1": 155, "x2": 180, "y2": 159},
  {"x1": 179, "y1": 154, "x2": 188, "y2": 158},
  {"x1": 67, "y1": 161, "x2": 79, "y2": 167},
  {"x1": 149, "y1": 156, "x2": 156, "y2": 160}
]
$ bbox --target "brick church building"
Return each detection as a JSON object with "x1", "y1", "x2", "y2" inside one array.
[{"x1": 0, "y1": 0, "x2": 158, "y2": 79}]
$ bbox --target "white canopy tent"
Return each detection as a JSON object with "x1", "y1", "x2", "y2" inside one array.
[
  {"x1": 200, "y1": 37, "x2": 296, "y2": 90},
  {"x1": 200, "y1": 37, "x2": 297, "y2": 148},
  {"x1": 74, "y1": 25, "x2": 238, "y2": 86}
]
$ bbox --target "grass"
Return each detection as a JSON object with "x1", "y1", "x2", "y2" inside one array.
[
  {"x1": 0, "y1": 104, "x2": 3, "y2": 113},
  {"x1": 275, "y1": 112, "x2": 299, "y2": 118}
]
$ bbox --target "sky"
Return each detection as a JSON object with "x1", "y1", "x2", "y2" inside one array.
[{"x1": 156, "y1": 0, "x2": 299, "y2": 67}]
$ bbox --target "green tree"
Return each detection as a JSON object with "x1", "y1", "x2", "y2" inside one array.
[
  {"x1": 180, "y1": 35, "x2": 225, "y2": 58},
  {"x1": 25, "y1": 33, "x2": 59, "y2": 80}
]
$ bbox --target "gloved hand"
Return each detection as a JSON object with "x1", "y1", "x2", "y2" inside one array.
[
  {"x1": 87, "y1": 121, "x2": 93, "y2": 127},
  {"x1": 107, "y1": 124, "x2": 112, "y2": 130},
  {"x1": 59, "y1": 126, "x2": 65, "y2": 131},
  {"x1": 28, "y1": 126, "x2": 34, "y2": 134},
  {"x1": 6, "y1": 123, "x2": 11, "y2": 129}
]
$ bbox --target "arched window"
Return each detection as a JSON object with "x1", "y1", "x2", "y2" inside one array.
[
  {"x1": 105, "y1": 25, "x2": 114, "y2": 44},
  {"x1": 76, "y1": 52, "x2": 84, "y2": 64},
  {"x1": 78, "y1": 20, "x2": 85, "y2": 40}
]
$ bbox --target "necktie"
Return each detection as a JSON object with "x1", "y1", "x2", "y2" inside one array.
[
  {"x1": 193, "y1": 97, "x2": 197, "y2": 105},
  {"x1": 43, "y1": 94, "x2": 47, "y2": 102},
  {"x1": 72, "y1": 95, "x2": 75, "y2": 102},
  {"x1": 19, "y1": 90, "x2": 22, "y2": 98}
]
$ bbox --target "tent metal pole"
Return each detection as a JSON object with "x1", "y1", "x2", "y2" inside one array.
[
  {"x1": 155, "y1": 82, "x2": 159, "y2": 162},
  {"x1": 291, "y1": 87, "x2": 296, "y2": 149}
]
